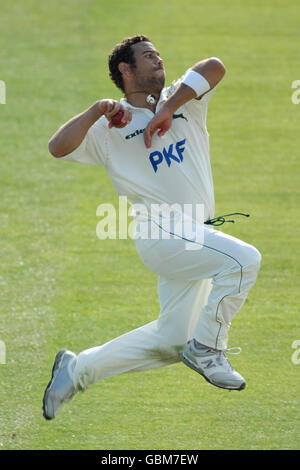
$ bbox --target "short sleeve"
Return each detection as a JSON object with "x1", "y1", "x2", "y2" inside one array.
[
  {"x1": 166, "y1": 69, "x2": 217, "y2": 131},
  {"x1": 59, "y1": 118, "x2": 107, "y2": 166}
]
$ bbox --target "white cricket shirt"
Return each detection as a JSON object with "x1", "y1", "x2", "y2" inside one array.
[{"x1": 60, "y1": 72, "x2": 216, "y2": 223}]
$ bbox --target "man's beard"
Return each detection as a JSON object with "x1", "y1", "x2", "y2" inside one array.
[{"x1": 134, "y1": 72, "x2": 165, "y2": 95}]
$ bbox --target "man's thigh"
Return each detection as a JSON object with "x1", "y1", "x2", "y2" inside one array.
[{"x1": 135, "y1": 225, "x2": 257, "y2": 281}]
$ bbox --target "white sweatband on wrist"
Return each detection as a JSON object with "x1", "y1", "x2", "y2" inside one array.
[{"x1": 182, "y1": 69, "x2": 210, "y2": 97}]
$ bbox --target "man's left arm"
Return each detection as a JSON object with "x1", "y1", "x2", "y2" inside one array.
[{"x1": 144, "y1": 57, "x2": 226, "y2": 149}]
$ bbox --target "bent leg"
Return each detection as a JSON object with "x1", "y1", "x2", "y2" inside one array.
[
  {"x1": 136, "y1": 225, "x2": 261, "y2": 351},
  {"x1": 72, "y1": 277, "x2": 212, "y2": 390}
]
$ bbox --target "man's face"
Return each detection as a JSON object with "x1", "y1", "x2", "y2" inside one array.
[{"x1": 130, "y1": 41, "x2": 165, "y2": 93}]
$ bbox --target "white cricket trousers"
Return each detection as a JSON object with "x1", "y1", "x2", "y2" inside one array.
[{"x1": 72, "y1": 224, "x2": 261, "y2": 391}]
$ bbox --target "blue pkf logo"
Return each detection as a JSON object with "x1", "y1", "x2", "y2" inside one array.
[{"x1": 149, "y1": 139, "x2": 186, "y2": 173}]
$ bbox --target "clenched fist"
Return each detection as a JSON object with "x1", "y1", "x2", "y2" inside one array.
[{"x1": 98, "y1": 99, "x2": 132, "y2": 129}]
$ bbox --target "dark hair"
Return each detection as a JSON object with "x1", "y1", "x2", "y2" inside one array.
[{"x1": 108, "y1": 35, "x2": 151, "y2": 93}]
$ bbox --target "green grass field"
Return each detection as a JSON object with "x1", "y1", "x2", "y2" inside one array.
[{"x1": 1, "y1": 0, "x2": 299, "y2": 450}]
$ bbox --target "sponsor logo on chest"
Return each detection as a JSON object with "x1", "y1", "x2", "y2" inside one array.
[{"x1": 149, "y1": 139, "x2": 186, "y2": 173}]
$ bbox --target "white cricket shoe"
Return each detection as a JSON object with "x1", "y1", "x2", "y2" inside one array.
[
  {"x1": 43, "y1": 349, "x2": 77, "y2": 420},
  {"x1": 180, "y1": 340, "x2": 246, "y2": 390}
]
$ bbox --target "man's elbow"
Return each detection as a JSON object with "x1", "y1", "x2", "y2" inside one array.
[
  {"x1": 48, "y1": 139, "x2": 64, "y2": 158},
  {"x1": 209, "y1": 57, "x2": 226, "y2": 79},
  {"x1": 194, "y1": 57, "x2": 226, "y2": 91}
]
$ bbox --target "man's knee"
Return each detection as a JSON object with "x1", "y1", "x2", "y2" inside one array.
[
  {"x1": 245, "y1": 244, "x2": 262, "y2": 268},
  {"x1": 240, "y1": 244, "x2": 262, "y2": 280}
]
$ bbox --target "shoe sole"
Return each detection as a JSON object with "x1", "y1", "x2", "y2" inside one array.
[
  {"x1": 180, "y1": 352, "x2": 246, "y2": 391},
  {"x1": 42, "y1": 349, "x2": 67, "y2": 420}
]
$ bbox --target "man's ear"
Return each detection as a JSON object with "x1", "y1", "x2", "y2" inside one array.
[{"x1": 118, "y1": 62, "x2": 132, "y2": 78}]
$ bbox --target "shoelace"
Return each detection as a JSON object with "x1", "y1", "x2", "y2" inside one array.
[
  {"x1": 190, "y1": 341, "x2": 242, "y2": 371},
  {"x1": 205, "y1": 212, "x2": 250, "y2": 226},
  {"x1": 216, "y1": 347, "x2": 242, "y2": 369},
  {"x1": 191, "y1": 340, "x2": 242, "y2": 356},
  {"x1": 203, "y1": 345, "x2": 242, "y2": 355},
  {"x1": 223, "y1": 346, "x2": 242, "y2": 355}
]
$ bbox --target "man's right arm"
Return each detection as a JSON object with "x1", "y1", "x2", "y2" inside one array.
[{"x1": 49, "y1": 99, "x2": 132, "y2": 158}]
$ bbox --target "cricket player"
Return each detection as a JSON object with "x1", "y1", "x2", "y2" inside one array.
[{"x1": 43, "y1": 35, "x2": 261, "y2": 420}]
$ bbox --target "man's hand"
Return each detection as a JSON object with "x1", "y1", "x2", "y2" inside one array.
[
  {"x1": 144, "y1": 105, "x2": 173, "y2": 149},
  {"x1": 99, "y1": 100, "x2": 132, "y2": 129},
  {"x1": 48, "y1": 99, "x2": 132, "y2": 157}
]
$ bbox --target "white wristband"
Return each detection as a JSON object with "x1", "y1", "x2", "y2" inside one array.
[{"x1": 182, "y1": 70, "x2": 210, "y2": 97}]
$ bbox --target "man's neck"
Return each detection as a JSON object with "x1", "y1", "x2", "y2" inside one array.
[{"x1": 124, "y1": 90, "x2": 161, "y2": 113}]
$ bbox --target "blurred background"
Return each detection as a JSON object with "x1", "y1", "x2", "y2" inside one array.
[{"x1": 0, "y1": 0, "x2": 299, "y2": 450}]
